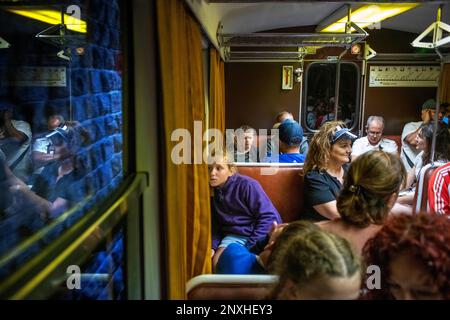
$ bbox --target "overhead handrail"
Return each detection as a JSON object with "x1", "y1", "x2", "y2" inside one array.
[
  {"x1": 412, "y1": 5, "x2": 450, "y2": 49},
  {"x1": 412, "y1": 5, "x2": 448, "y2": 163},
  {"x1": 0, "y1": 36, "x2": 11, "y2": 49},
  {"x1": 217, "y1": 16, "x2": 368, "y2": 62}
]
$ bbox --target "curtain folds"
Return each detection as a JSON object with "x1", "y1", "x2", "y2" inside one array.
[
  {"x1": 156, "y1": 0, "x2": 211, "y2": 299},
  {"x1": 209, "y1": 48, "x2": 226, "y2": 133}
]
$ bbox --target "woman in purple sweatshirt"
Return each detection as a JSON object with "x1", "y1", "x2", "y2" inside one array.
[{"x1": 210, "y1": 154, "x2": 282, "y2": 269}]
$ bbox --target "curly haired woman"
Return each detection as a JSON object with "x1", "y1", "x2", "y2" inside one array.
[
  {"x1": 363, "y1": 214, "x2": 450, "y2": 300},
  {"x1": 303, "y1": 121, "x2": 357, "y2": 221}
]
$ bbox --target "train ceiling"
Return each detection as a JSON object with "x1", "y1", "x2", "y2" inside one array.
[{"x1": 186, "y1": 1, "x2": 450, "y2": 52}]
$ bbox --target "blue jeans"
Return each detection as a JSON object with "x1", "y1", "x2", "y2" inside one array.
[{"x1": 218, "y1": 234, "x2": 249, "y2": 249}]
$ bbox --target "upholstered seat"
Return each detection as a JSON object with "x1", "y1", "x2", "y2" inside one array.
[
  {"x1": 187, "y1": 274, "x2": 278, "y2": 300},
  {"x1": 413, "y1": 164, "x2": 439, "y2": 214},
  {"x1": 236, "y1": 164, "x2": 304, "y2": 222}
]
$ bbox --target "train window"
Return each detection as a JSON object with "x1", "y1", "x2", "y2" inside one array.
[
  {"x1": 0, "y1": 0, "x2": 127, "y2": 287},
  {"x1": 304, "y1": 62, "x2": 359, "y2": 131}
]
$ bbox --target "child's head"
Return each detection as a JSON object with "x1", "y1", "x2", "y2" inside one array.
[
  {"x1": 208, "y1": 152, "x2": 236, "y2": 187},
  {"x1": 267, "y1": 222, "x2": 361, "y2": 300}
]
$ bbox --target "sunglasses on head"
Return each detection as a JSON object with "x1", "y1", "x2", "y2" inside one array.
[{"x1": 331, "y1": 125, "x2": 357, "y2": 144}]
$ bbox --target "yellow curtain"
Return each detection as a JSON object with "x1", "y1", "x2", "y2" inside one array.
[
  {"x1": 440, "y1": 63, "x2": 450, "y2": 105},
  {"x1": 156, "y1": 0, "x2": 211, "y2": 299},
  {"x1": 209, "y1": 48, "x2": 226, "y2": 132}
]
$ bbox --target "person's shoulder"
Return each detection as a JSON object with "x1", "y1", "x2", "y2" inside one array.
[
  {"x1": 317, "y1": 218, "x2": 348, "y2": 233},
  {"x1": 403, "y1": 121, "x2": 421, "y2": 131},
  {"x1": 436, "y1": 162, "x2": 450, "y2": 173},
  {"x1": 353, "y1": 136, "x2": 366, "y2": 145},
  {"x1": 41, "y1": 161, "x2": 60, "y2": 175},
  {"x1": 11, "y1": 119, "x2": 31, "y2": 128},
  {"x1": 11, "y1": 120, "x2": 30, "y2": 128},
  {"x1": 11, "y1": 120, "x2": 32, "y2": 136},
  {"x1": 234, "y1": 173, "x2": 259, "y2": 187},
  {"x1": 433, "y1": 163, "x2": 450, "y2": 181},
  {"x1": 279, "y1": 153, "x2": 304, "y2": 163},
  {"x1": 305, "y1": 169, "x2": 325, "y2": 180},
  {"x1": 382, "y1": 138, "x2": 398, "y2": 146}
]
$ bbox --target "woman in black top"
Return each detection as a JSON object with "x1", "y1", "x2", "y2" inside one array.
[{"x1": 303, "y1": 121, "x2": 357, "y2": 221}]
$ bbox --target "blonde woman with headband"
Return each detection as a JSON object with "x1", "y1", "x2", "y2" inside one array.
[
  {"x1": 303, "y1": 121, "x2": 357, "y2": 221},
  {"x1": 318, "y1": 150, "x2": 406, "y2": 255},
  {"x1": 267, "y1": 221, "x2": 361, "y2": 300}
]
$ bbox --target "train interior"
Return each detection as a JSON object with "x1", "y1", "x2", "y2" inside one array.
[{"x1": 0, "y1": 0, "x2": 449, "y2": 300}]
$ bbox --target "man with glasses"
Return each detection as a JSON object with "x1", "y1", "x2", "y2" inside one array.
[{"x1": 351, "y1": 116, "x2": 397, "y2": 160}]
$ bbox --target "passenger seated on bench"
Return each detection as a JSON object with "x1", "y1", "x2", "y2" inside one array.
[
  {"x1": 0, "y1": 149, "x2": 27, "y2": 215},
  {"x1": 303, "y1": 121, "x2": 357, "y2": 221},
  {"x1": 318, "y1": 150, "x2": 406, "y2": 255},
  {"x1": 209, "y1": 152, "x2": 281, "y2": 269},
  {"x1": 8, "y1": 124, "x2": 87, "y2": 222},
  {"x1": 397, "y1": 121, "x2": 450, "y2": 206},
  {"x1": 262, "y1": 119, "x2": 305, "y2": 163},
  {"x1": 0, "y1": 102, "x2": 32, "y2": 182},
  {"x1": 232, "y1": 125, "x2": 259, "y2": 162},
  {"x1": 401, "y1": 99, "x2": 442, "y2": 172},
  {"x1": 363, "y1": 214, "x2": 450, "y2": 300},
  {"x1": 31, "y1": 114, "x2": 65, "y2": 176},
  {"x1": 269, "y1": 111, "x2": 308, "y2": 156},
  {"x1": 215, "y1": 221, "x2": 289, "y2": 275},
  {"x1": 351, "y1": 116, "x2": 398, "y2": 160},
  {"x1": 428, "y1": 162, "x2": 450, "y2": 215},
  {"x1": 267, "y1": 222, "x2": 361, "y2": 300}
]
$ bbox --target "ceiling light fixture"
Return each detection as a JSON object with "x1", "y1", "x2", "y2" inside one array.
[
  {"x1": 6, "y1": 9, "x2": 87, "y2": 33},
  {"x1": 319, "y1": 3, "x2": 419, "y2": 33}
]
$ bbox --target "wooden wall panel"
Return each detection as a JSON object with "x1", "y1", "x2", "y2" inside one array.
[{"x1": 225, "y1": 62, "x2": 302, "y2": 130}]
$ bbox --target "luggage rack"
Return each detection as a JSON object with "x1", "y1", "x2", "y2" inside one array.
[
  {"x1": 218, "y1": 22, "x2": 368, "y2": 62},
  {"x1": 224, "y1": 47, "x2": 308, "y2": 62}
]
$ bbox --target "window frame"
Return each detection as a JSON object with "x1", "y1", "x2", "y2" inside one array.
[
  {"x1": 302, "y1": 60, "x2": 361, "y2": 133},
  {"x1": 0, "y1": 0, "x2": 140, "y2": 299}
]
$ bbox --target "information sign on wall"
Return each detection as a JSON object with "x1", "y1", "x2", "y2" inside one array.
[{"x1": 369, "y1": 65, "x2": 440, "y2": 87}]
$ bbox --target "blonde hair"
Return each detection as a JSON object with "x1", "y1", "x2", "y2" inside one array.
[
  {"x1": 337, "y1": 151, "x2": 406, "y2": 228},
  {"x1": 268, "y1": 222, "x2": 361, "y2": 298},
  {"x1": 208, "y1": 150, "x2": 237, "y2": 173},
  {"x1": 303, "y1": 120, "x2": 346, "y2": 174}
]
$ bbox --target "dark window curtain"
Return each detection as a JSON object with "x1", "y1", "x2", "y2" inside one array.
[
  {"x1": 209, "y1": 48, "x2": 226, "y2": 133},
  {"x1": 156, "y1": 0, "x2": 211, "y2": 299}
]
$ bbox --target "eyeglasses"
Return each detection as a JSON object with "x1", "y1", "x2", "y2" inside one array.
[{"x1": 367, "y1": 131, "x2": 382, "y2": 136}]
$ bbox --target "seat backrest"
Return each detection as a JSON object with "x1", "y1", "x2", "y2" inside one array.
[
  {"x1": 186, "y1": 274, "x2": 278, "y2": 300},
  {"x1": 413, "y1": 164, "x2": 439, "y2": 214},
  {"x1": 236, "y1": 164, "x2": 304, "y2": 222},
  {"x1": 384, "y1": 135, "x2": 402, "y2": 154}
]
